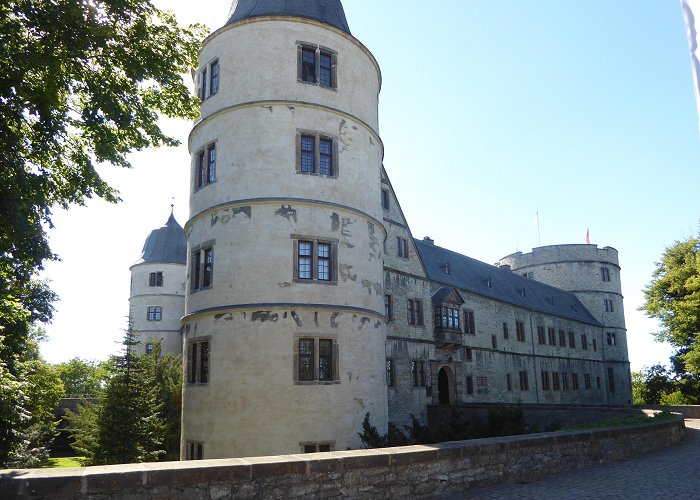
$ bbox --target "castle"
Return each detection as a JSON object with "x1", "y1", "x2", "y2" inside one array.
[{"x1": 128, "y1": 0, "x2": 631, "y2": 460}]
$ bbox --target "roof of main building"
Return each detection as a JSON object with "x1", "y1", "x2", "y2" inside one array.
[
  {"x1": 227, "y1": 0, "x2": 351, "y2": 34},
  {"x1": 134, "y1": 212, "x2": 187, "y2": 266},
  {"x1": 414, "y1": 238, "x2": 601, "y2": 326}
]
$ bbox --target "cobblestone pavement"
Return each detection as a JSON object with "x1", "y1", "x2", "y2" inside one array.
[{"x1": 435, "y1": 419, "x2": 700, "y2": 499}]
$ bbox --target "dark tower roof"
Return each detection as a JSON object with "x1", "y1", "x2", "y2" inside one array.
[
  {"x1": 134, "y1": 212, "x2": 187, "y2": 265},
  {"x1": 227, "y1": 0, "x2": 351, "y2": 34}
]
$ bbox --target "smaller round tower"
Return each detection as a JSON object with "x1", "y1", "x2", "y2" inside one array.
[{"x1": 129, "y1": 210, "x2": 187, "y2": 355}]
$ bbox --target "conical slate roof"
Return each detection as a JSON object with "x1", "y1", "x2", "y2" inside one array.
[
  {"x1": 134, "y1": 212, "x2": 187, "y2": 265},
  {"x1": 227, "y1": 0, "x2": 351, "y2": 34}
]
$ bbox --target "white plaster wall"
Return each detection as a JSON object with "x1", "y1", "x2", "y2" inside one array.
[
  {"x1": 197, "y1": 19, "x2": 380, "y2": 132},
  {"x1": 182, "y1": 308, "x2": 387, "y2": 458},
  {"x1": 129, "y1": 262, "x2": 185, "y2": 355}
]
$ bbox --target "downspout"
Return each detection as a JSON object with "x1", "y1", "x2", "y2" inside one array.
[{"x1": 529, "y1": 311, "x2": 540, "y2": 403}]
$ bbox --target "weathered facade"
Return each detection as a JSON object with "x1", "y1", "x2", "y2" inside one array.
[{"x1": 132, "y1": 0, "x2": 631, "y2": 460}]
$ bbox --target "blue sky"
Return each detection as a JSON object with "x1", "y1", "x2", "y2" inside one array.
[{"x1": 40, "y1": 1, "x2": 699, "y2": 372}]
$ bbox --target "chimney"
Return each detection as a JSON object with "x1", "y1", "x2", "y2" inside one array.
[{"x1": 423, "y1": 236, "x2": 434, "y2": 245}]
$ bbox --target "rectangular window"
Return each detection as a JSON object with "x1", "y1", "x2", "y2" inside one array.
[
  {"x1": 464, "y1": 310, "x2": 475, "y2": 335},
  {"x1": 386, "y1": 359, "x2": 395, "y2": 387},
  {"x1": 407, "y1": 299, "x2": 423, "y2": 325},
  {"x1": 207, "y1": 145, "x2": 216, "y2": 183},
  {"x1": 318, "y1": 138, "x2": 333, "y2": 176},
  {"x1": 296, "y1": 338, "x2": 337, "y2": 383},
  {"x1": 607, "y1": 332, "x2": 617, "y2": 346},
  {"x1": 559, "y1": 329, "x2": 567, "y2": 347},
  {"x1": 301, "y1": 135, "x2": 315, "y2": 173},
  {"x1": 294, "y1": 238, "x2": 337, "y2": 283},
  {"x1": 202, "y1": 248, "x2": 213, "y2": 288},
  {"x1": 597, "y1": 376, "x2": 601, "y2": 389},
  {"x1": 191, "y1": 245, "x2": 214, "y2": 291},
  {"x1": 548, "y1": 327, "x2": 556, "y2": 345},
  {"x1": 537, "y1": 325, "x2": 546, "y2": 345},
  {"x1": 186, "y1": 441, "x2": 204, "y2": 460},
  {"x1": 604, "y1": 299, "x2": 614, "y2": 312},
  {"x1": 519, "y1": 370, "x2": 529, "y2": 391},
  {"x1": 503, "y1": 322, "x2": 509, "y2": 339},
  {"x1": 466, "y1": 375, "x2": 474, "y2": 395},
  {"x1": 298, "y1": 338, "x2": 315, "y2": 381},
  {"x1": 187, "y1": 340, "x2": 210, "y2": 384},
  {"x1": 209, "y1": 60, "x2": 219, "y2": 96},
  {"x1": 491, "y1": 335, "x2": 497, "y2": 349},
  {"x1": 581, "y1": 334, "x2": 588, "y2": 350},
  {"x1": 608, "y1": 368, "x2": 615, "y2": 393},
  {"x1": 593, "y1": 339, "x2": 597, "y2": 352},
  {"x1": 199, "y1": 67, "x2": 207, "y2": 100},
  {"x1": 301, "y1": 47, "x2": 316, "y2": 83},
  {"x1": 434, "y1": 306, "x2": 461, "y2": 330},
  {"x1": 601, "y1": 267, "x2": 610, "y2": 282},
  {"x1": 319, "y1": 51, "x2": 333, "y2": 88},
  {"x1": 147, "y1": 306, "x2": 162, "y2": 322},
  {"x1": 302, "y1": 442, "x2": 334, "y2": 453},
  {"x1": 541, "y1": 371, "x2": 550, "y2": 391},
  {"x1": 412, "y1": 360, "x2": 425, "y2": 387},
  {"x1": 298, "y1": 45, "x2": 336, "y2": 89},
  {"x1": 381, "y1": 189, "x2": 390, "y2": 210},
  {"x1": 562, "y1": 372, "x2": 569, "y2": 390},
  {"x1": 506, "y1": 373, "x2": 512, "y2": 391},
  {"x1": 552, "y1": 372, "x2": 561, "y2": 390},
  {"x1": 572, "y1": 373, "x2": 580, "y2": 390},
  {"x1": 516, "y1": 321, "x2": 526, "y2": 342},
  {"x1": 145, "y1": 342, "x2": 154, "y2": 355},
  {"x1": 195, "y1": 143, "x2": 216, "y2": 188},
  {"x1": 149, "y1": 271, "x2": 163, "y2": 287},
  {"x1": 384, "y1": 294, "x2": 393, "y2": 321},
  {"x1": 568, "y1": 331, "x2": 576, "y2": 349},
  {"x1": 585, "y1": 373, "x2": 592, "y2": 390},
  {"x1": 465, "y1": 347, "x2": 473, "y2": 362},
  {"x1": 397, "y1": 237, "x2": 409, "y2": 258}
]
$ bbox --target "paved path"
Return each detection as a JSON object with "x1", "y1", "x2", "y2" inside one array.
[{"x1": 436, "y1": 419, "x2": 700, "y2": 499}]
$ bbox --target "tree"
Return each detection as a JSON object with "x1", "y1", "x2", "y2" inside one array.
[
  {"x1": 0, "y1": 0, "x2": 204, "y2": 467},
  {"x1": 641, "y1": 236, "x2": 700, "y2": 374},
  {"x1": 56, "y1": 357, "x2": 112, "y2": 397},
  {"x1": 65, "y1": 332, "x2": 182, "y2": 465}
]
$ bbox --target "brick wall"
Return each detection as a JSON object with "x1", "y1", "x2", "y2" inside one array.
[{"x1": 1, "y1": 414, "x2": 685, "y2": 499}]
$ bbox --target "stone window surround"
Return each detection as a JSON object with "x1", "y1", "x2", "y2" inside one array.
[
  {"x1": 300, "y1": 441, "x2": 336, "y2": 453},
  {"x1": 295, "y1": 129, "x2": 339, "y2": 178},
  {"x1": 186, "y1": 337, "x2": 211, "y2": 385},
  {"x1": 193, "y1": 140, "x2": 218, "y2": 191},
  {"x1": 198, "y1": 57, "x2": 220, "y2": 102},
  {"x1": 291, "y1": 234, "x2": 339, "y2": 285},
  {"x1": 293, "y1": 334, "x2": 340, "y2": 385},
  {"x1": 190, "y1": 240, "x2": 215, "y2": 293},
  {"x1": 296, "y1": 41, "x2": 338, "y2": 90},
  {"x1": 185, "y1": 440, "x2": 204, "y2": 460}
]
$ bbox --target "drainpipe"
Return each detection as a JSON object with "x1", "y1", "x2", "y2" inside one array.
[
  {"x1": 529, "y1": 311, "x2": 540, "y2": 403},
  {"x1": 601, "y1": 330, "x2": 609, "y2": 405}
]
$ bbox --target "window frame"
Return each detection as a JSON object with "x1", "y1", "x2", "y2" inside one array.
[
  {"x1": 463, "y1": 310, "x2": 475, "y2": 335},
  {"x1": 537, "y1": 325, "x2": 546, "y2": 345},
  {"x1": 407, "y1": 298, "x2": 424, "y2": 326},
  {"x1": 516, "y1": 321, "x2": 526, "y2": 342},
  {"x1": 198, "y1": 58, "x2": 220, "y2": 102},
  {"x1": 194, "y1": 142, "x2": 217, "y2": 189},
  {"x1": 385, "y1": 294, "x2": 393, "y2": 321},
  {"x1": 607, "y1": 332, "x2": 617, "y2": 346},
  {"x1": 601, "y1": 267, "x2": 611, "y2": 282},
  {"x1": 412, "y1": 360, "x2": 426, "y2": 387},
  {"x1": 604, "y1": 298, "x2": 614, "y2": 312},
  {"x1": 519, "y1": 370, "x2": 529, "y2": 391},
  {"x1": 186, "y1": 440, "x2": 204, "y2": 460},
  {"x1": 503, "y1": 322, "x2": 509, "y2": 339},
  {"x1": 547, "y1": 327, "x2": 556, "y2": 345},
  {"x1": 296, "y1": 131, "x2": 338, "y2": 177},
  {"x1": 186, "y1": 339, "x2": 210, "y2": 385},
  {"x1": 381, "y1": 189, "x2": 390, "y2": 210},
  {"x1": 294, "y1": 336, "x2": 339, "y2": 384},
  {"x1": 190, "y1": 242, "x2": 215, "y2": 292},
  {"x1": 386, "y1": 358, "x2": 395, "y2": 387},
  {"x1": 147, "y1": 305, "x2": 162, "y2": 322},
  {"x1": 149, "y1": 271, "x2": 163, "y2": 287},
  {"x1": 297, "y1": 43, "x2": 338, "y2": 90},
  {"x1": 292, "y1": 236, "x2": 338, "y2": 285},
  {"x1": 397, "y1": 237, "x2": 409, "y2": 258}
]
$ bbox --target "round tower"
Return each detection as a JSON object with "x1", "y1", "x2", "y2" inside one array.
[
  {"x1": 498, "y1": 244, "x2": 628, "y2": 364},
  {"x1": 129, "y1": 211, "x2": 186, "y2": 355},
  {"x1": 182, "y1": 0, "x2": 387, "y2": 459}
]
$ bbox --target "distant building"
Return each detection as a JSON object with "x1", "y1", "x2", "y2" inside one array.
[
  {"x1": 131, "y1": 0, "x2": 631, "y2": 460},
  {"x1": 129, "y1": 210, "x2": 186, "y2": 356}
]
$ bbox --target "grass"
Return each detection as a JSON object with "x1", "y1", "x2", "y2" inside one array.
[
  {"x1": 563, "y1": 411, "x2": 676, "y2": 431},
  {"x1": 39, "y1": 456, "x2": 85, "y2": 468}
]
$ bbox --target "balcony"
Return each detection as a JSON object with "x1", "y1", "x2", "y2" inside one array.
[{"x1": 434, "y1": 328, "x2": 463, "y2": 349}]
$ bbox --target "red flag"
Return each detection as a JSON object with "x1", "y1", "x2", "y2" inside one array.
[{"x1": 586, "y1": 228, "x2": 590, "y2": 245}]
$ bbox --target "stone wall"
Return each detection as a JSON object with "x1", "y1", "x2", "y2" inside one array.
[{"x1": 1, "y1": 414, "x2": 685, "y2": 499}]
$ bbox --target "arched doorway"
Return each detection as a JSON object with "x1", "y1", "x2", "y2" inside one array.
[{"x1": 438, "y1": 367, "x2": 451, "y2": 405}]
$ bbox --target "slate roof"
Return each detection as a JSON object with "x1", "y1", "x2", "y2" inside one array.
[
  {"x1": 134, "y1": 213, "x2": 187, "y2": 266},
  {"x1": 414, "y1": 239, "x2": 601, "y2": 326},
  {"x1": 227, "y1": 0, "x2": 351, "y2": 34}
]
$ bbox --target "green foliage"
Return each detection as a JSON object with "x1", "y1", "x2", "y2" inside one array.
[
  {"x1": 55, "y1": 357, "x2": 112, "y2": 397},
  {"x1": 0, "y1": 0, "x2": 203, "y2": 469},
  {"x1": 641, "y1": 237, "x2": 700, "y2": 374},
  {"x1": 0, "y1": 329, "x2": 64, "y2": 468},
  {"x1": 631, "y1": 371, "x2": 647, "y2": 405},
  {"x1": 358, "y1": 407, "x2": 528, "y2": 449},
  {"x1": 65, "y1": 332, "x2": 182, "y2": 465}
]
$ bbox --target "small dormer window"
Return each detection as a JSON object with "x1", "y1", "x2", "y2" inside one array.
[
  {"x1": 520, "y1": 288, "x2": 526, "y2": 298},
  {"x1": 486, "y1": 276, "x2": 492, "y2": 288},
  {"x1": 442, "y1": 263, "x2": 450, "y2": 275}
]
